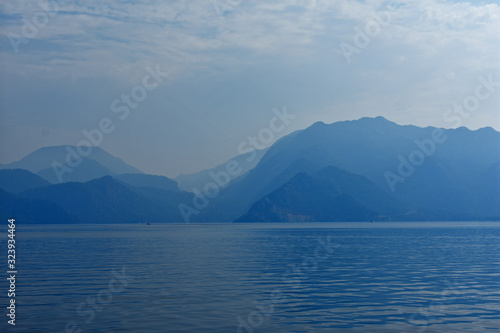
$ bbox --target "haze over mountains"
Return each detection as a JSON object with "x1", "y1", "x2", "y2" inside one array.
[
  {"x1": 1, "y1": 117, "x2": 499, "y2": 224},
  {"x1": 203, "y1": 116, "x2": 500, "y2": 222},
  {"x1": 175, "y1": 148, "x2": 268, "y2": 192},
  {"x1": 0, "y1": 145, "x2": 142, "y2": 184}
]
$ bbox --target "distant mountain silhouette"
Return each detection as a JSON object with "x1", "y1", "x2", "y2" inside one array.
[
  {"x1": 0, "y1": 145, "x2": 142, "y2": 183},
  {"x1": 2, "y1": 117, "x2": 499, "y2": 224},
  {"x1": 0, "y1": 169, "x2": 50, "y2": 193},
  {"x1": 236, "y1": 165, "x2": 427, "y2": 222},
  {"x1": 0, "y1": 188, "x2": 77, "y2": 224},
  {"x1": 19, "y1": 176, "x2": 192, "y2": 224},
  {"x1": 0, "y1": 146, "x2": 192, "y2": 224},
  {"x1": 115, "y1": 173, "x2": 179, "y2": 192},
  {"x1": 236, "y1": 169, "x2": 373, "y2": 222},
  {"x1": 37, "y1": 157, "x2": 115, "y2": 183},
  {"x1": 203, "y1": 117, "x2": 500, "y2": 222},
  {"x1": 175, "y1": 148, "x2": 268, "y2": 191}
]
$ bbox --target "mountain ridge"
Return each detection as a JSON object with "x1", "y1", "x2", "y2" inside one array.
[
  {"x1": 0, "y1": 145, "x2": 143, "y2": 184},
  {"x1": 1, "y1": 117, "x2": 498, "y2": 223},
  {"x1": 201, "y1": 116, "x2": 500, "y2": 222}
]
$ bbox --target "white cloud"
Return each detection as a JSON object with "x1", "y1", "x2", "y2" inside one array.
[{"x1": 1, "y1": 0, "x2": 498, "y2": 82}]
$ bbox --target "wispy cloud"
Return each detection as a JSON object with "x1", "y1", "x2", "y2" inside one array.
[{"x1": 1, "y1": 0, "x2": 498, "y2": 82}]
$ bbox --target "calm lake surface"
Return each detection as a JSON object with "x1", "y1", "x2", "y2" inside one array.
[{"x1": 1, "y1": 222, "x2": 499, "y2": 332}]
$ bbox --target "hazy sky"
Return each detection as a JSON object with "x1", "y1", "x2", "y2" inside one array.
[{"x1": 1, "y1": 0, "x2": 499, "y2": 177}]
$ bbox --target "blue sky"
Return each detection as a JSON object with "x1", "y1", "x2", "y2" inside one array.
[{"x1": 0, "y1": 0, "x2": 499, "y2": 177}]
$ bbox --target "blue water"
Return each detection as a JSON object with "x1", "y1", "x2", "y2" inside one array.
[{"x1": 1, "y1": 222, "x2": 499, "y2": 332}]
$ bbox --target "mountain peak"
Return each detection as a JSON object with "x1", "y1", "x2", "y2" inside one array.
[
  {"x1": 311, "y1": 121, "x2": 327, "y2": 127},
  {"x1": 0, "y1": 145, "x2": 142, "y2": 181},
  {"x1": 477, "y1": 126, "x2": 498, "y2": 133},
  {"x1": 90, "y1": 175, "x2": 115, "y2": 184},
  {"x1": 316, "y1": 116, "x2": 397, "y2": 129},
  {"x1": 355, "y1": 116, "x2": 394, "y2": 125}
]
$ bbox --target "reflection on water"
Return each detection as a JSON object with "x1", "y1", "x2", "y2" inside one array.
[{"x1": 1, "y1": 222, "x2": 499, "y2": 332}]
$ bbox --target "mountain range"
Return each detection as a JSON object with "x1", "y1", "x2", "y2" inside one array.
[
  {"x1": 0, "y1": 145, "x2": 142, "y2": 184},
  {"x1": 1, "y1": 117, "x2": 499, "y2": 223},
  {"x1": 197, "y1": 117, "x2": 500, "y2": 222}
]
